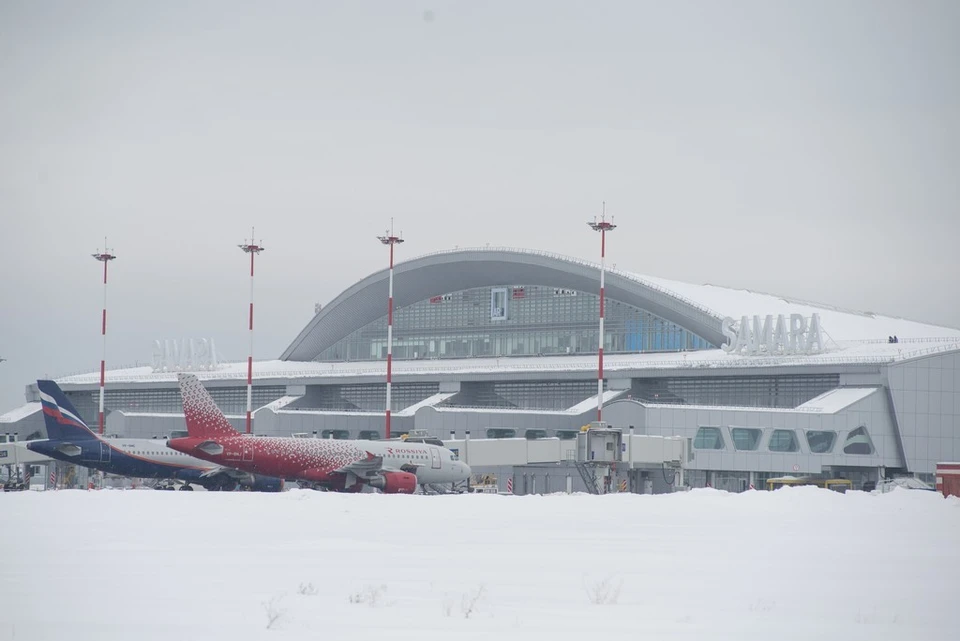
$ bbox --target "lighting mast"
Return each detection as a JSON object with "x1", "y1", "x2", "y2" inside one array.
[
  {"x1": 377, "y1": 220, "x2": 404, "y2": 440},
  {"x1": 238, "y1": 229, "x2": 264, "y2": 434},
  {"x1": 92, "y1": 240, "x2": 116, "y2": 435},
  {"x1": 587, "y1": 203, "x2": 616, "y2": 423}
]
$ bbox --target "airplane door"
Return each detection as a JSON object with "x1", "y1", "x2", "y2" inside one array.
[
  {"x1": 100, "y1": 442, "x2": 111, "y2": 463},
  {"x1": 242, "y1": 444, "x2": 253, "y2": 462},
  {"x1": 430, "y1": 448, "x2": 441, "y2": 470}
]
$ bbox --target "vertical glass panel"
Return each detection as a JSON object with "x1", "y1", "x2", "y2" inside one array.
[
  {"x1": 806, "y1": 430, "x2": 837, "y2": 453},
  {"x1": 693, "y1": 427, "x2": 725, "y2": 450},
  {"x1": 842, "y1": 426, "x2": 875, "y2": 455},
  {"x1": 768, "y1": 429, "x2": 799, "y2": 452},
  {"x1": 731, "y1": 428, "x2": 761, "y2": 451}
]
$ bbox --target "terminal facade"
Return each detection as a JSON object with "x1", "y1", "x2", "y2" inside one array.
[{"x1": 4, "y1": 247, "x2": 959, "y2": 493}]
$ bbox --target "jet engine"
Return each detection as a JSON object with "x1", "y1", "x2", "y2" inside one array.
[
  {"x1": 246, "y1": 474, "x2": 284, "y2": 492},
  {"x1": 368, "y1": 471, "x2": 417, "y2": 494}
]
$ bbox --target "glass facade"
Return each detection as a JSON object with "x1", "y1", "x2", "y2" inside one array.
[
  {"x1": 67, "y1": 387, "x2": 287, "y2": 419},
  {"x1": 843, "y1": 426, "x2": 875, "y2": 455},
  {"x1": 768, "y1": 429, "x2": 800, "y2": 453},
  {"x1": 731, "y1": 428, "x2": 762, "y2": 451},
  {"x1": 440, "y1": 380, "x2": 605, "y2": 411},
  {"x1": 694, "y1": 427, "x2": 725, "y2": 450},
  {"x1": 628, "y1": 374, "x2": 839, "y2": 409},
  {"x1": 289, "y1": 383, "x2": 439, "y2": 412},
  {"x1": 316, "y1": 285, "x2": 713, "y2": 362},
  {"x1": 806, "y1": 431, "x2": 837, "y2": 454}
]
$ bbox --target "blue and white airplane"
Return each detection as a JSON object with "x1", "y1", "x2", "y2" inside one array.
[{"x1": 26, "y1": 380, "x2": 283, "y2": 491}]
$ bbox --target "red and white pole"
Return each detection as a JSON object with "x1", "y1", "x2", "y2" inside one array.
[
  {"x1": 588, "y1": 204, "x2": 616, "y2": 422},
  {"x1": 92, "y1": 241, "x2": 116, "y2": 435},
  {"x1": 239, "y1": 229, "x2": 264, "y2": 434},
  {"x1": 378, "y1": 222, "x2": 404, "y2": 440}
]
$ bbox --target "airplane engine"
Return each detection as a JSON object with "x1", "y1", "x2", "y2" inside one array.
[
  {"x1": 247, "y1": 474, "x2": 284, "y2": 492},
  {"x1": 368, "y1": 471, "x2": 417, "y2": 494}
]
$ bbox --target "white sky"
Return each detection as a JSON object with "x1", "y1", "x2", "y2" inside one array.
[{"x1": 1, "y1": 0, "x2": 958, "y2": 412}]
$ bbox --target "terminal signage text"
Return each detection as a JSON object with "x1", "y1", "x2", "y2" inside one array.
[{"x1": 721, "y1": 313, "x2": 825, "y2": 356}]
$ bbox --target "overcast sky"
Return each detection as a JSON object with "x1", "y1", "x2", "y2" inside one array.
[{"x1": 1, "y1": 0, "x2": 958, "y2": 413}]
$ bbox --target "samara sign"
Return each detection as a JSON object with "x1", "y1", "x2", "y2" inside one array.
[{"x1": 721, "y1": 313, "x2": 825, "y2": 356}]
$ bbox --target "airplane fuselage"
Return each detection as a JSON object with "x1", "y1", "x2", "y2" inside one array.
[
  {"x1": 27, "y1": 437, "x2": 277, "y2": 490},
  {"x1": 168, "y1": 435, "x2": 470, "y2": 490}
]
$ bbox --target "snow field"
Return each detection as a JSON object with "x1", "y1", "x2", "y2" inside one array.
[{"x1": 1, "y1": 487, "x2": 957, "y2": 641}]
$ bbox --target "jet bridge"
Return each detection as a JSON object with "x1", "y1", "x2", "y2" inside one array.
[
  {"x1": 1, "y1": 437, "x2": 55, "y2": 491},
  {"x1": 442, "y1": 422, "x2": 686, "y2": 495}
]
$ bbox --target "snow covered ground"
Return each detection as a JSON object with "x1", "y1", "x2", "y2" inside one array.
[{"x1": 1, "y1": 488, "x2": 957, "y2": 641}]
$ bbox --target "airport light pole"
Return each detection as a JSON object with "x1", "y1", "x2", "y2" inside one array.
[
  {"x1": 377, "y1": 221, "x2": 404, "y2": 440},
  {"x1": 239, "y1": 229, "x2": 264, "y2": 435},
  {"x1": 92, "y1": 240, "x2": 116, "y2": 435},
  {"x1": 587, "y1": 203, "x2": 616, "y2": 423}
]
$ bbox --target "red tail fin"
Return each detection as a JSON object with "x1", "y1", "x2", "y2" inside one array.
[{"x1": 178, "y1": 373, "x2": 241, "y2": 438}]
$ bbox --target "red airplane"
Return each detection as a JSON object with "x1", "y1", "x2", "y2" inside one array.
[{"x1": 167, "y1": 373, "x2": 471, "y2": 493}]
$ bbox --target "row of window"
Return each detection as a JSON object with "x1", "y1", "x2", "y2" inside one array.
[
  {"x1": 69, "y1": 387, "x2": 288, "y2": 416},
  {"x1": 693, "y1": 426, "x2": 875, "y2": 455},
  {"x1": 317, "y1": 284, "x2": 713, "y2": 362},
  {"x1": 631, "y1": 375, "x2": 840, "y2": 409}
]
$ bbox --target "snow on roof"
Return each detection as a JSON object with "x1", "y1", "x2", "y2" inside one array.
[
  {"x1": 395, "y1": 392, "x2": 457, "y2": 417},
  {"x1": 0, "y1": 402, "x2": 41, "y2": 423},
  {"x1": 434, "y1": 389, "x2": 627, "y2": 416},
  {"x1": 273, "y1": 392, "x2": 457, "y2": 417},
  {"x1": 795, "y1": 387, "x2": 880, "y2": 413},
  {"x1": 262, "y1": 396, "x2": 303, "y2": 411},
  {"x1": 52, "y1": 338, "x2": 960, "y2": 387},
  {"x1": 622, "y1": 271, "x2": 960, "y2": 342},
  {"x1": 616, "y1": 386, "x2": 875, "y2": 414}
]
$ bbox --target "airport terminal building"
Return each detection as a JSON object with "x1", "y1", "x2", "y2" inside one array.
[{"x1": 4, "y1": 247, "x2": 960, "y2": 492}]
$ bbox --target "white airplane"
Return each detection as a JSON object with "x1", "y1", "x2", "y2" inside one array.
[{"x1": 168, "y1": 373, "x2": 472, "y2": 493}]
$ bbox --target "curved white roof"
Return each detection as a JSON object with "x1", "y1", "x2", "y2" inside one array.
[{"x1": 283, "y1": 247, "x2": 960, "y2": 361}]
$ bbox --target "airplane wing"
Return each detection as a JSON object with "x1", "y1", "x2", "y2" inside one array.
[
  {"x1": 332, "y1": 453, "x2": 384, "y2": 480},
  {"x1": 199, "y1": 465, "x2": 252, "y2": 481}
]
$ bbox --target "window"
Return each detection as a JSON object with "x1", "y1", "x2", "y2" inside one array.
[
  {"x1": 769, "y1": 430, "x2": 799, "y2": 453},
  {"x1": 316, "y1": 284, "x2": 714, "y2": 364},
  {"x1": 525, "y1": 429, "x2": 548, "y2": 440},
  {"x1": 358, "y1": 430, "x2": 381, "y2": 440},
  {"x1": 693, "y1": 427, "x2": 724, "y2": 450},
  {"x1": 486, "y1": 428, "x2": 516, "y2": 439},
  {"x1": 731, "y1": 428, "x2": 761, "y2": 451},
  {"x1": 806, "y1": 430, "x2": 836, "y2": 454},
  {"x1": 490, "y1": 288, "x2": 508, "y2": 320},
  {"x1": 842, "y1": 426, "x2": 875, "y2": 455}
]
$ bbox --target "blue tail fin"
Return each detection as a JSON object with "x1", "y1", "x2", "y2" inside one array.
[{"x1": 37, "y1": 380, "x2": 98, "y2": 442}]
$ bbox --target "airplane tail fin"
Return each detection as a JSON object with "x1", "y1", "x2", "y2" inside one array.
[
  {"x1": 177, "y1": 373, "x2": 241, "y2": 438},
  {"x1": 37, "y1": 380, "x2": 98, "y2": 442}
]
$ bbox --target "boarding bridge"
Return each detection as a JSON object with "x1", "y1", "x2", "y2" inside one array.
[
  {"x1": 442, "y1": 422, "x2": 686, "y2": 495},
  {"x1": 1, "y1": 437, "x2": 56, "y2": 491},
  {"x1": 0, "y1": 439, "x2": 54, "y2": 466}
]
